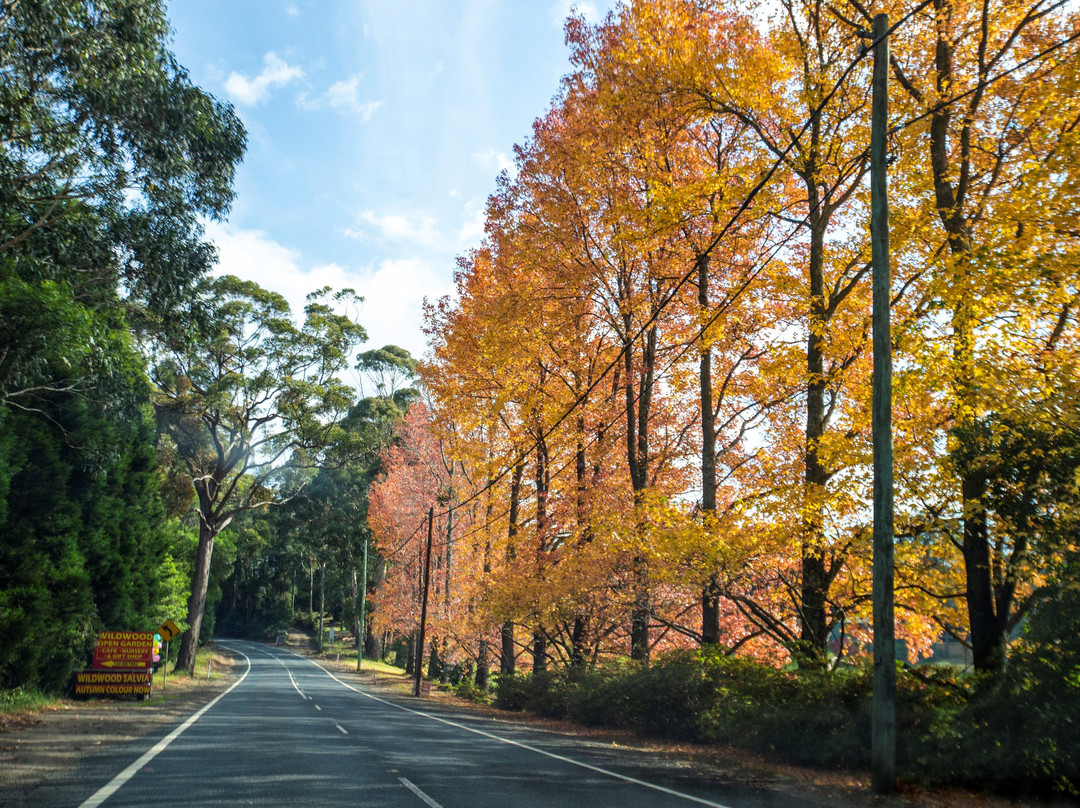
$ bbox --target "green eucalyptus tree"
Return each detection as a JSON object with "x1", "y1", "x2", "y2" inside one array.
[
  {"x1": 151, "y1": 276, "x2": 366, "y2": 673},
  {"x1": 0, "y1": 0, "x2": 244, "y2": 415},
  {"x1": 0, "y1": 0, "x2": 243, "y2": 690}
]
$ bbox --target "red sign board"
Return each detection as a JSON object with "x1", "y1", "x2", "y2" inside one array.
[
  {"x1": 74, "y1": 670, "x2": 152, "y2": 696},
  {"x1": 92, "y1": 631, "x2": 154, "y2": 670}
]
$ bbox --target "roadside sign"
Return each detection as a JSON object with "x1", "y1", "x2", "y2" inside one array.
[
  {"x1": 74, "y1": 671, "x2": 151, "y2": 697},
  {"x1": 157, "y1": 619, "x2": 181, "y2": 642},
  {"x1": 92, "y1": 631, "x2": 154, "y2": 670}
]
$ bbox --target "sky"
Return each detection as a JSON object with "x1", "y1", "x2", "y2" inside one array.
[{"x1": 164, "y1": 0, "x2": 618, "y2": 361}]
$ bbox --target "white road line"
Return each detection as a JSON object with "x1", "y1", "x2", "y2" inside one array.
[
  {"x1": 290, "y1": 652, "x2": 733, "y2": 808},
  {"x1": 272, "y1": 656, "x2": 308, "y2": 699},
  {"x1": 315, "y1": 704, "x2": 322, "y2": 711},
  {"x1": 336, "y1": 723, "x2": 348, "y2": 734},
  {"x1": 399, "y1": 777, "x2": 444, "y2": 808},
  {"x1": 77, "y1": 647, "x2": 251, "y2": 808}
]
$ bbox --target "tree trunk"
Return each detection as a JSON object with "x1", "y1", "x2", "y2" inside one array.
[
  {"x1": 625, "y1": 318, "x2": 657, "y2": 663},
  {"x1": 532, "y1": 630, "x2": 547, "y2": 675},
  {"x1": 500, "y1": 622, "x2": 515, "y2": 676},
  {"x1": 176, "y1": 519, "x2": 216, "y2": 675},
  {"x1": 500, "y1": 461, "x2": 524, "y2": 677},
  {"x1": 571, "y1": 419, "x2": 591, "y2": 669},
  {"x1": 534, "y1": 435, "x2": 549, "y2": 670},
  {"x1": 427, "y1": 636, "x2": 440, "y2": 680},
  {"x1": 926, "y1": 3, "x2": 1002, "y2": 672},
  {"x1": 799, "y1": 179, "x2": 831, "y2": 670},
  {"x1": 444, "y1": 498, "x2": 453, "y2": 618},
  {"x1": 698, "y1": 253, "x2": 723, "y2": 647},
  {"x1": 961, "y1": 466, "x2": 1005, "y2": 670},
  {"x1": 317, "y1": 560, "x2": 326, "y2": 652},
  {"x1": 440, "y1": 638, "x2": 450, "y2": 685},
  {"x1": 476, "y1": 637, "x2": 490, "y2": 690},
  {"x1": 570, "y1": 617, "x2": 588, "y2": 671}
]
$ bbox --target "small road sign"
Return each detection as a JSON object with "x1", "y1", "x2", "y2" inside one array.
[{"x1": 157, "y1": 619, "x2": 181, "y2": 642}]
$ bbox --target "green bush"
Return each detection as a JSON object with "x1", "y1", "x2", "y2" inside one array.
[
  {"x1": 455, "y1": 678, "x2": 490, "y2": 703},
  {"x1": 0, "y1": 687, "x2": 56, "y2": 714},
  {"x1": 491, "y1": 646, "x2": 1079, "y2": 795},
  {"x1": 695, "y1": 654, "x2": 872, "y2": 765},
  {"x1": 907, "y1": 586, "x2": 1080, "y2": 796},
  {"x1": 494, "y1": 671, "x2": 573, "y2": 717}
]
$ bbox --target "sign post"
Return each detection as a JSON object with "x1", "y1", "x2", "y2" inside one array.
[
  {"x1": 156, "y1": 619, "x2": 180, "y2": 690},
  {"x1": 74, "y1": 621, "x2": 181, "y2": 699}
]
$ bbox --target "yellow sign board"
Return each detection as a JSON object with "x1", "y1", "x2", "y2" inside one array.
[
  {"x1": 75, "y1": 671, "x2": 152, "y2": 697},
  {"x1": 157, "y1": 619, "x2": 181, "y2": 642}
]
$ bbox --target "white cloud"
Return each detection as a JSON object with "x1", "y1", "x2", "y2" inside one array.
[
  {"x1": 551, "y1": 0, "x2": 602, "y2": 26},
  {"x1": 284, "y1": 3, "x2": 300, "y2": 16},
  {"x1": 204, "y1": 222, "x2": 440, "y2": 358},
  {"x1": 347, "y1": 209, "x2": 442, "y2": 248},
  {"x1": 352, "y1": 257, "x2": 453, "y2": 358},
  {"x1": 457, "y1": 198, "x2": 486, "y2": 246},
  {"x1": 472, "y1": 149, "x2": 514, "y2": 175},
  {"x1": 297, "y1": 75, "x2": 382, "y2": 119},
  {"x1": 224, "y1": 52, "x2": 304, "y2": 106}
]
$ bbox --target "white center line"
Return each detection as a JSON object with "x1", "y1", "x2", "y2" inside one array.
[
  {"x1": 296, "y1": 652, "x2": 733, "y2": 808},
  {"x1": 272, "y1": 657, "x2": 308, "y2": 699},
  {"x1": 335, "y1": 723, "x2": 348, "y2": 734},
  {"x1": 399, "y1": 777, "x2": 444, "y2": 808}
]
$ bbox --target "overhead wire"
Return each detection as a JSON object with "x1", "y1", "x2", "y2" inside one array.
[
  {"x1": 411, "y1": 18, "x2": 881, "y2": 528},
  {"x1": 376, "y1": 1, "x2": 1080, "y2": 557}
]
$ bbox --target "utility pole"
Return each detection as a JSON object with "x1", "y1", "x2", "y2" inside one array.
[
  {"x1": 357, "y1": 539, "x2": 368, "y2": 673},
  {"x1": 414, "y1": 507, "x2": 435, "y2": 697},
  {"x1": 870, "y1": 12, "x2": 896, "y2": 795}
]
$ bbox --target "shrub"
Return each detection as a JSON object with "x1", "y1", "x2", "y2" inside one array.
[
  {"x1": 455, "y1": 679, "x2": 490, "y2": 703},
  {"x1": 490, "y1": 638, "x2": 1079, "y2": 796}
]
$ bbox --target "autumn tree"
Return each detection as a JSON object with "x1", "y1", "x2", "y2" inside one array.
[{"x1": 829, "y1": 0, "x2": 1080, "y2": 671}]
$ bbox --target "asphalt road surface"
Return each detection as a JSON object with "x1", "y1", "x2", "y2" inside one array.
[{"x1": 36, "y1": 641, "x2": 820, "y2": 807}]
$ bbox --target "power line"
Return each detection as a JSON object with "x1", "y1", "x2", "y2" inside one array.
[
  {"x1": 374, "y1": 3, "x2": 1080, "y2": 558},
  {"x1": 418, "y1": 27, "x2": 882, "y2": 524}
]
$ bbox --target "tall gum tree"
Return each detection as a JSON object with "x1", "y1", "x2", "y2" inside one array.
[
  {"x1": 151, "y1": 276, "x2": 365, "y2": 673},
  {"x1": 1, "y1": 0, "x2": 244, "y2": 417}
]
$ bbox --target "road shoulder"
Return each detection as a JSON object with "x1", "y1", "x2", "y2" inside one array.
[
  {"x1": 0, "y1": 648, "x2": 241, "y2": 807},
  {"x1": 299, "y1": 650, "x2": 1059, "y2": 808}
]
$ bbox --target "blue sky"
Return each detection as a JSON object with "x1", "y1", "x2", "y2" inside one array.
[{"x1": 164, "y1": 0, "x2": 615, "y2": 360}]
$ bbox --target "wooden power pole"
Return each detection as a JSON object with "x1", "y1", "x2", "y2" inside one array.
[{"x1": 870, "y1": 12, "x2": 896, "y2": 795}]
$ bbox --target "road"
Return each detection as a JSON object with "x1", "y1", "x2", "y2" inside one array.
[{"x1": 38, "y1": 642, "x2": 818, "y2": 807}]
